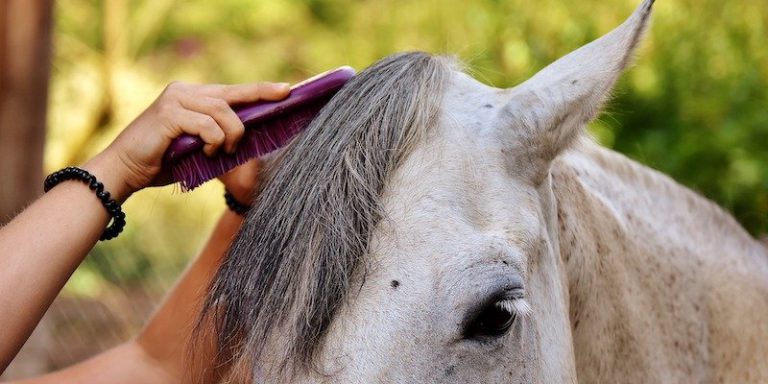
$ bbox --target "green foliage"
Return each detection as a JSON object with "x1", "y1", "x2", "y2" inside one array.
[{"x1": 50, "y1": 0, "x2": 768, "y2": 291}]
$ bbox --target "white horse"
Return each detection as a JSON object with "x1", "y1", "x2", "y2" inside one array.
[{"x1": 203, "y1": 1, "x2": 768, "y2": 382}]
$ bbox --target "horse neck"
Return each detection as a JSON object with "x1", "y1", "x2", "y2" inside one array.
[
  {"x1": 553, "y1": 140, "x2": 765, "y2": 258},
  {"x1": 549, "y1": 139, "x2": 768, "y2": 382}
]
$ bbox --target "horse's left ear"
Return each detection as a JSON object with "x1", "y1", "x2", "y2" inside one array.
[{"x1": 501, "y1": 0, "x2": 655, "y2": 180}]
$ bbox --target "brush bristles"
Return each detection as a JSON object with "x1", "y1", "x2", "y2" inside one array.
[{"x1": 170, "y1": 103, "x2": 324, "y2": 191}]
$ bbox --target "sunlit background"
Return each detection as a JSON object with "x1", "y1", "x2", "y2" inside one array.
[{"x1": 5, "y1": 0, "x2": 767, "y2": 378}]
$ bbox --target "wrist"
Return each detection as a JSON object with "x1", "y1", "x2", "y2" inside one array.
[
  {"x1": 224, "y1": 190, "x2": 251, "y2": 216},
  {"x1": 82, "y1": 152, "x2": 136, "y2": 204},
  {"x1": 44, "y1": 167, "x2": 127, "y2": 240},
  {"x1": 225, "y1": 187, "x2": 254, "y2": 207}
]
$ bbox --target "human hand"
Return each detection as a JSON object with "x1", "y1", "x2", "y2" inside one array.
[
  {"x1": 218, "y1": 158, "x2": 262, "y2": 206},
  {"x1": 82, "y1": 81, "x2": 290, "y2": 202}
]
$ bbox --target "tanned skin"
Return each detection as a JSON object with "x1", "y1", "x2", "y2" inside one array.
[{"x1": 0, "y1": 81, "x2": 289, "y2": 381}]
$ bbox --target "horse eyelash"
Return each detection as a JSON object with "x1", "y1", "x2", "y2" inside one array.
[{"x1": 496, "y1": 298, "x2": 532, "y2": 317}]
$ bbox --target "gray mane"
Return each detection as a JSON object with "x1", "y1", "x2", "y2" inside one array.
[{"x1": 200, "y1": 52, "x2": 451, "y2": 379}]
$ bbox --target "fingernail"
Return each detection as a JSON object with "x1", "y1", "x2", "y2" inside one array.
[{"x1": 277, "y1": 82, "x2": 290, "y2": 91}]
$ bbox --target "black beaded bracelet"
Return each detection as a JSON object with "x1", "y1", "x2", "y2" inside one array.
[
  {"x1": 224, "y1": 190, "x2": 251, "y2": 216},
  {"x1": 44, "y1": 167, "x2": 126, "y2": 241}
]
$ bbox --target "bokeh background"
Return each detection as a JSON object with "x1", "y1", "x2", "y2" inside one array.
[{"x1": 3, "y1": 0, "x2": 766, "y2": 378}]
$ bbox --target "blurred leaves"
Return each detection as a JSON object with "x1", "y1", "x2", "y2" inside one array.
[{"x1": 49, "y1": 0, "x2": 767, "y2": 292}]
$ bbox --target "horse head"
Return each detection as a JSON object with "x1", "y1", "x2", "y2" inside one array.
[{"x1": 202, "y1": 1, "x2": 655, "y2": 382}]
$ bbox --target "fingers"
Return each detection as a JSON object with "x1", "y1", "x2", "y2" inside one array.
[
  {"x1": 202, "y1": 82, "x2": 291, "y2": 104},
  {"x1": 171, "y1": 109, "x2": 227, "y2": 156},
  {"x1": 178, "y1": 95, "x2": 244, "y2": 153},
  {"x1": 101, "y1": 79, "x2": 289, "y2": 192},
  {"x1": 157, "y1": 81, "x2": 290, "y2": 157}
]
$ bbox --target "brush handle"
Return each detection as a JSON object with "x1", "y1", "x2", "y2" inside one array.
[{"x1": 163, "y1": 66, "x2": 355, "y2": 164}]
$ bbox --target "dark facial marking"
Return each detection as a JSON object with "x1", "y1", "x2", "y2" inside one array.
[
  {"x1": 390, "y1": 280, "x2": 400, "y2": 289},
  {"x1": 483, "y1": 103, "x2": 494, "y2": 109}
]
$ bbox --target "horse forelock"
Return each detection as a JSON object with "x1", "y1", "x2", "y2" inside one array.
[{"x1": 198, "y1": 52, "x2": 453, "y2": 381}]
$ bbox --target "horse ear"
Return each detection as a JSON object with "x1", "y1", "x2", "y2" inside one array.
[{"x1": 501, "y1": 0, "x2": 655, "y2": 179}]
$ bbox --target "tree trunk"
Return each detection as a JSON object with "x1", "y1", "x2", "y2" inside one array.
[
  {"x1": 0, "y1": 0, "x2": 54, "y2": 378},
  {"x1": 0, "y1": 0, "x2": 53, "y2": 223}
]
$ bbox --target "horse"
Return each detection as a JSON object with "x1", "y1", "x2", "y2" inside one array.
[{"x1": 200, "y1": 0, "x2": 768, "y2": 382}]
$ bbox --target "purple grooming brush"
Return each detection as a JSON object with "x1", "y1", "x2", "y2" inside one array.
[{"x1": 164, "y1": 66, "x2": 356, "y2": 191}]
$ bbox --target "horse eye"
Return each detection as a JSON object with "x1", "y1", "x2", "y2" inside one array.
[{"x1": 463, "y1": 301, "x2": 517, "y2": 340}]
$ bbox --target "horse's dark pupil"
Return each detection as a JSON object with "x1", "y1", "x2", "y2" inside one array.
[
  {"x1": 483, "y1": 307, "x2": 514, "y2": 333},
  {"x1": 466, "y1": 303, "x2": 516, "y2": 339}
]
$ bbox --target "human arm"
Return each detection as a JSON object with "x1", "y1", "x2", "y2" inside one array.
[
  {"x1": 13, "y1": 208, "x2": 246, "y2": 384},
  {"x1": 0, "y1": 81, "x2": 288, "y2": 372},
  {"x1": 10, "y1": 158, "x2": 261, "y2": 383}
]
